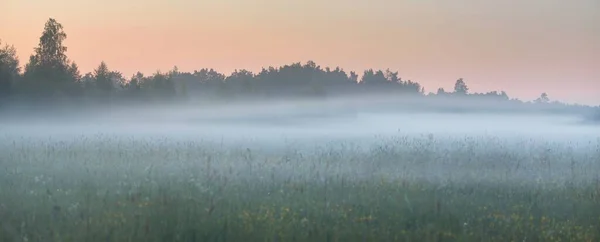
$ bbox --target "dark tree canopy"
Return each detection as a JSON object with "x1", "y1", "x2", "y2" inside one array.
[
  {"x1": 22, "y1": 18, "x2": 81, "y2": 98},
  {"x1": 454, "y1": 78, "x2": 469, "y2": 95},
  {"x1": 0, "y1": 40, "x2": 20, "y2": 99}
]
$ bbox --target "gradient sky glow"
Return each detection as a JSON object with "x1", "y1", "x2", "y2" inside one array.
[{"x1": 1, "y1": 0, "x2": 598, "y2": 104}]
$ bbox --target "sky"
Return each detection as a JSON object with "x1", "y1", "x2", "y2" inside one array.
[{"x1": 1, "y1": 0, "x2": 598, "y2": 105}]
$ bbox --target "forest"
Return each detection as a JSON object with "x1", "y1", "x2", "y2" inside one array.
[{"x1": 0, "y1": 18, "x2": 597, "y2": 119}]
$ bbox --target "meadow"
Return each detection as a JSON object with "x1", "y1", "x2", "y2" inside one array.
[{"x1": 1, "y1": 122, "x2": 600, "y2": 242}]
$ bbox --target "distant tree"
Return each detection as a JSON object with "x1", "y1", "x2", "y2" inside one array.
[
  {"x1": 110, "y1": 71, "x2": 125, "y2": 91},
  {"x1": 2, "y1": 17, "x2": 592, "y2": 115},
  {"x1": 93, "y1": 61, "x2": 112, "y2": 93},
  {"x1": 360, "y1": 69, "x2": 388, "y2": 85},
  {"x1": 144, "y1": 71, "x2": 176, "y2": 99},
  {"x1": 453, "y1": 78, "x2": 469, "y2": 95},
  {"x1": 23, "y1": 18, "x2": 80, "y2": 98},
  {"x1": 535, "y1": 92, "x2": 550, "y2": 103},
  {"x1": 0, "y1": 40, "x2": 20, "y2": 99},
  {"x1": 436, "y1": 88, "x2": 447, "y2": 95},
  {"x1": 127, "y1": 72, "x2": 144, "y2": 91},
  {"x1": 322, "y1": 67, "x2": 348, "y2": 86},
  {"x1": 349, "y1": 71, "x2": 359, "y2": 83},
  {"x1": 403, "y1": 80, "x2": 422, "y2": 94},
  {"x1": 81, "y1": 72, "x2": 95, "y2": 90},
  {"x1": 168, "y1": 66, "x2": 180, "y2": 77},
  {"x1": 68, "y1": 62, "x2": 81, "y2": 84},
  {"x1": 384, "y1": 69, "x2": 402, "y2": 85},
  {"x1": 225, "y1": 69, "x2": 255, "y2": 96},
  {"x1": 123, "y1": 72, "x2": 144, "y2": 98},
  {"x1": 193, "y1": 68, "x2": 226, "y2": 97},
  {"x1": 194, "y1": 68, "x2": 225, "y2": 86}
]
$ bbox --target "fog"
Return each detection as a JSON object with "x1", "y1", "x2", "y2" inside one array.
[
  {"x1": 2, "y1": 97, "x2": 599, "y2": 149},
  {"x1": 2, "y1": 98, "x2": 599, "y2": 195},
  {"x1": 3, "y1": 97, "x2": 600, "y2": 241}
]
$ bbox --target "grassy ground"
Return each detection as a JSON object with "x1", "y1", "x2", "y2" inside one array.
[{"x1": 1, "y1": 134, "x2": 599, "y2": 242}]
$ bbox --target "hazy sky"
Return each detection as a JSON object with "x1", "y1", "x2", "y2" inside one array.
[{"x1": 1, "y1": 0, "x2": 598, "y2": 104}]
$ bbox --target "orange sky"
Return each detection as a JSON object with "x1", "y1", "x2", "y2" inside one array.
[{"x1": 1, "y1": 0, "x2": 598, "y2": 105}]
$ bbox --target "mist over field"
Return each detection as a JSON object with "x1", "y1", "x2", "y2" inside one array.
[
  {"x1": 3, "y1": 97, "x2": 599, "y2": 183},
  {"x1": 2, "y1": 100, "x2": 600, "y2": 242},
  {"x1": 2, "y1": 15, "x2": 600, "y2": 242},
  {"x1": 3, "y1": 96, "x2": 599, "y2": 141}
]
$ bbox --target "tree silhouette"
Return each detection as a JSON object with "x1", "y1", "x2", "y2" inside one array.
[
  {"x1": 0, "y1": 17, "x2": 594, "y2": 116},
  {"x1": 453, "y1": 78, "x2": 469, "y2": 95},
  {"x1": 0, "y1": 40, "x2": 20, "y2": 99},
  {"x1": 93, "y1": 61, "x2": 112, "y2": 93},
  {"x1": 225, "y1": 69, "x2": 255, "y2": 97},
  {"x1": 123, "y1": 72, "x2": 144, "y2": 98},
  {"x1": 23, "y1": 18, "x2": 80, "y2": 98},
  {"x1": 143, "y1": 71, "x2": 176, "y2": 100},
  {"x1": 360, "y1": 69, "x2": 388, "y2": 85},
  {"x1": 436, "y1": 88, "x2": 447, "y2": 96},
  {"x1": 535, "y1": 92, "x2": 550, "y2": 104}
]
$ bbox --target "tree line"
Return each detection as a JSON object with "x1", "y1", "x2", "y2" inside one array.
[{"x1": 0, "y1": 18, "x2": 595, "y2": 116}]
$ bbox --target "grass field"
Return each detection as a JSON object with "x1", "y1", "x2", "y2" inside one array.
[{"x1": 1, "y1": 133, "x2": 599, "y2": 242}]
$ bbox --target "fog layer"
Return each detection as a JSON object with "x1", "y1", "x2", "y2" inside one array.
[{"x1": 3, "y1": 98, "x2": 599, "y2": 148}]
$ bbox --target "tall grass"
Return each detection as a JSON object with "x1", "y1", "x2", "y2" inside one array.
[{"x1": 0, "y1": 133, "x2": 599, "y2": 242}]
